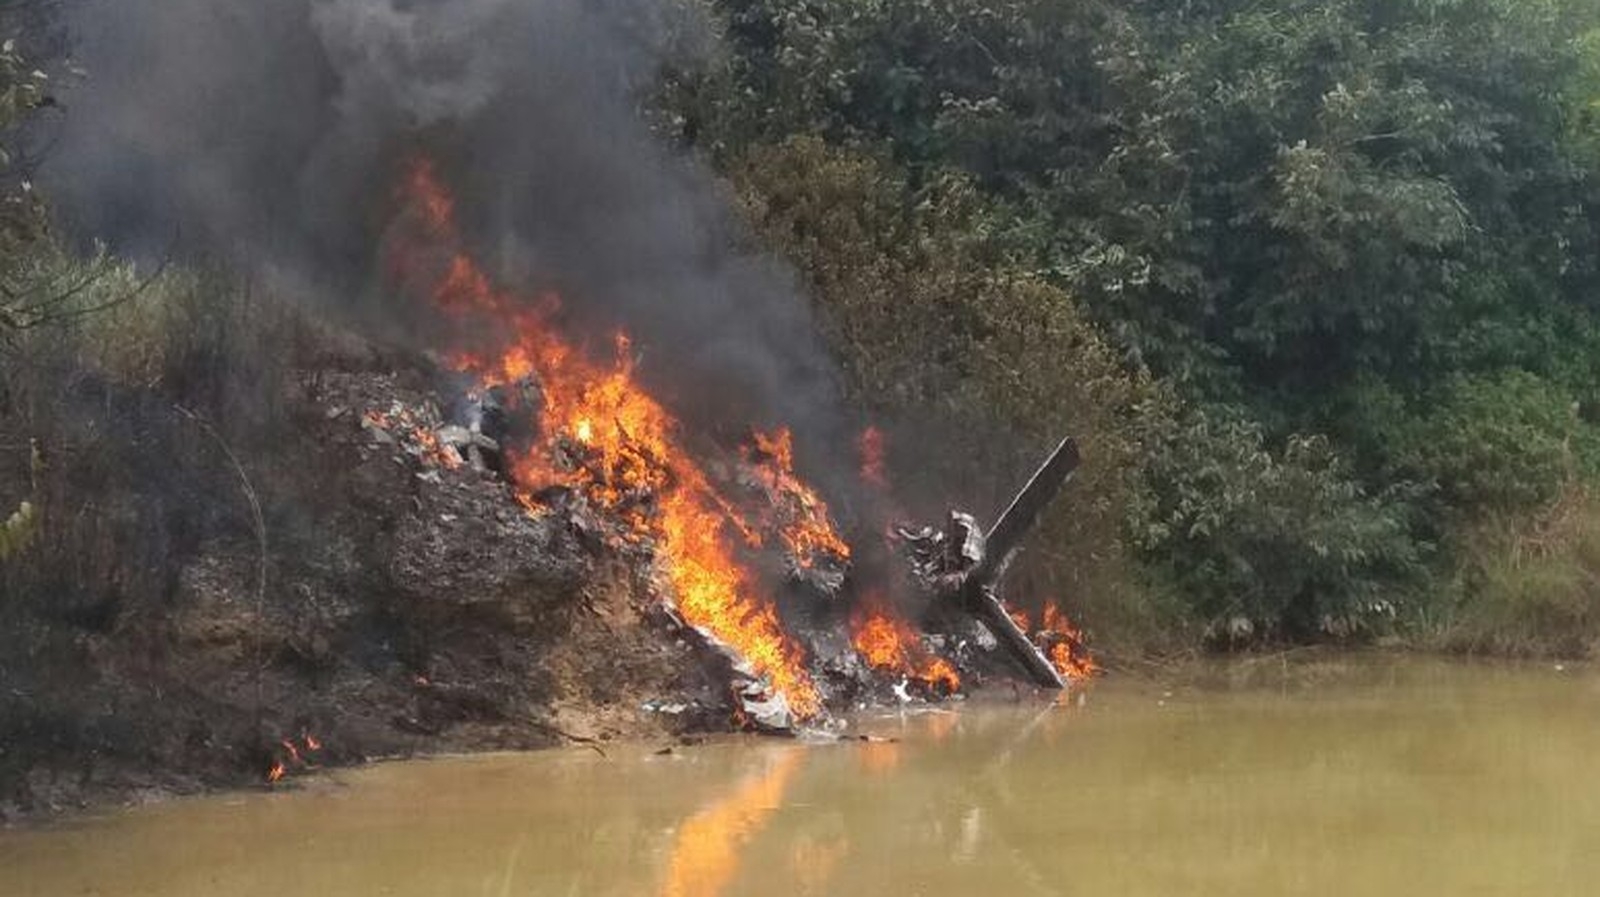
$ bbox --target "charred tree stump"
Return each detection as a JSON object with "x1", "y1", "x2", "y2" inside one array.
[{"x1": 955, "y1": 437, "x2": 1081, "y2": 689}]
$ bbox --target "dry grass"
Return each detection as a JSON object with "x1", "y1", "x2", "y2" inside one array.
[{"x1": 1431, "y1": 481, "x2": 1600, "y2": 658}]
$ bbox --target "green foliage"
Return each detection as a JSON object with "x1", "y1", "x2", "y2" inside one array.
[
  {"x1": 1387, "y1": 371, "x2": 1594, "y2": 513},
  {"x1": 685, "y1": 0, "x2": 1600, "y2": 395},
  {"x1": 670, "y1": 0, "x2": 1600, "y2": 653},
  {"x1": 1565, "y1": 28, "x2": 1600, "y2": 167},
  {"x1": 0, "y1": 36, "x2": 51, "y2": 566},
  {"x1": 0, "y1": 35, "x2": 50, "y2": 331},
  {"x1": 0, "y1": 498, "x2": 37, "y2": 559},
  {"x1": 0, "y1": 36, "x2": 47, "y2": 159},
  {"x1": 0, "y1": 440, "x2": 42, "y2": 562},
  {"x1": 1130, "y1": 407, "x2": 1419, "y2": 638}
]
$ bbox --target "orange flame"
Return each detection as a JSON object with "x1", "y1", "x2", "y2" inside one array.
[
  {"x1": 1040, "y1": 601, "x2": 1100, "y2": 681},
  {"x1": 850, "y1": 604, "x2": 960, "y2": 693},
  {"x1": 392, "y1": 158, "x2": 822, "y2": 718},
  {"x1": 857, "y1": 425, "x2": 888, "y2": 490},
  {"x1": 266, "y1": 732, "x2": 324, "y2": 784},
  {"x1": 745, "y1": 427, "x2": 850, "y2": 569},
  {"x1": 413, "y1": 426, "x2": 463, "y2": 470},
  {"x1": 1008, "y1": 606, "x2": 1031, "y2": 632},
  {"x1": 361, "y1": 405, "x2": 461, "y2": 470},
  {"x1": 659, "y1": 752, "x2": 804, "y2": 897},
  {"x1": 920, "y1": 656, "x2": 961, "y2": 693}
]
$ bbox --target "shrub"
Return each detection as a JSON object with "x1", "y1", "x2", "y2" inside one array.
[
  {"x1": 1389, "y1": 370, "x2": 1593, "y2": 514},
  {"x1": 1129, "y1": 405, "x2": 1421, "y2": 640}
]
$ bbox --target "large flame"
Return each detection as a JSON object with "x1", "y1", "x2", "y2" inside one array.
[
  {"x1": 744, "y1": 427, "x2": 851, "y2": 569},
  {"x1": 391, "y1": 158, "x2": 821, "y2": 717},
  {"x1": 850, "y1": 601, "x2": 960, "y2": 693}
]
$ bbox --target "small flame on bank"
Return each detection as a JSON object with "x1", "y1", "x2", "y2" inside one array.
[
  {"x1": 361, "y1": 405, "x2": 463, "y2": 470},
  {"x1": 1010, "y1": 601, "x2": 1100, "y2": 681},
  {"x1": 265, "y1": 731, "x2": 325, "y2": 785},
  {"x1": 1042, "y1": 601, "x2": 1100, "y2": 680}
]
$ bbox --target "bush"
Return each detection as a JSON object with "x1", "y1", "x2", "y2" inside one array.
[
  {"x1": 1129, "y1": 405, "x2": 1420, "y2": 641},
  {"x1": 0, "y1": 253, "x2": 302, "y2": 625},
  {"x1": 0, "y1": 439, "x2": 41, "y2": 563},
  {"x1": 1388, "y1": 370, "x2": 1593, "y2": 514}
]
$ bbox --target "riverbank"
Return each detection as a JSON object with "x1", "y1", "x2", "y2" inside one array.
[
  {"x1": 4, "y1": 654, "x2": 1593, "y2": 897},
  {"x1": 0, "y1": 645, "x2": 1566, "y2": 828},
  {"x1": 4, "y1": 277, "x2": 1596, "y2": 826}
]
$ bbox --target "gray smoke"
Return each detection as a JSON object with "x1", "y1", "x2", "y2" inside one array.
[{"x1": 42, "y1": 0, "x2": 852, "y2": 470}]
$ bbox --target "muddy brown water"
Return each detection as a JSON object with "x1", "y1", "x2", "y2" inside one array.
[{"x1": 3, "y1": 655, "x2": 1597, "y2": 896}]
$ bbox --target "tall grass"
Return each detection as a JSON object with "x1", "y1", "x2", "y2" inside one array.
[
  {"x1": 0, "y1": 248, "x2": 304, "y2": 623},
  {"x1": 1431, "y1": 483, "x2": 1600, "y2": 658}
]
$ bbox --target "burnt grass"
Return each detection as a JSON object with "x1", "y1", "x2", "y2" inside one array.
[{"x1": 0, "y1": 325, "x2": 727, "y2": 823}]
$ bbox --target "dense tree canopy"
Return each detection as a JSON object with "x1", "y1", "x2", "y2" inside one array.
[
  {"x1": 668, "y1": 0, "x2": 1600, "y2": 642},
  {"x1": 7, "y1": 0, "x2": 1600, "y2": 645}
]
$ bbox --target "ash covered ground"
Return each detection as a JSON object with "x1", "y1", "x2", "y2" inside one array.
[{"x1": 0, "y1": 339, "x2": 723, "y2": 822}]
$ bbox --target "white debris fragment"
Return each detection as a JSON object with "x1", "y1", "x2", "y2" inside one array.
[{"x1": 737, "y1": 685, "x2": 794, "y2": 732}]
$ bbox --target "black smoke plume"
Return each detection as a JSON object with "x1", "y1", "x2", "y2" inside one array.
[{"x1": 41, "y1": 0, "x2": 853, "y2": 481}]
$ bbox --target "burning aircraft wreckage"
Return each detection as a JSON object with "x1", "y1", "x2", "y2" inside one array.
[{"x1": 348, "y1": 158, "x2": 1097, "y2": 744}]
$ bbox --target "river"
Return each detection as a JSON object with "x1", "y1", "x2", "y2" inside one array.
[{"x1": 1, "y1": 655, "x2": 1595, "y2": 896}]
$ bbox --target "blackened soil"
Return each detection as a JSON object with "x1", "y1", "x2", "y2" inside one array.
[{"x1": 0, "y1": 345, "x2": 726, "y2": 824}]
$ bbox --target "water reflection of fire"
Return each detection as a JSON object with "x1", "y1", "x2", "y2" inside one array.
[
  {"x1": 856, "y1": 739, "x2": 903, "y2": 776},
  {"x1": 789, "y1": 834, "x2": 849, "y2": 894},
  {"x1": 923, "y1": 710, "x2": 960, "y2": 743},
  {"x1": 659, "y1": 751, "x2": 804, "y2": 897}
]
